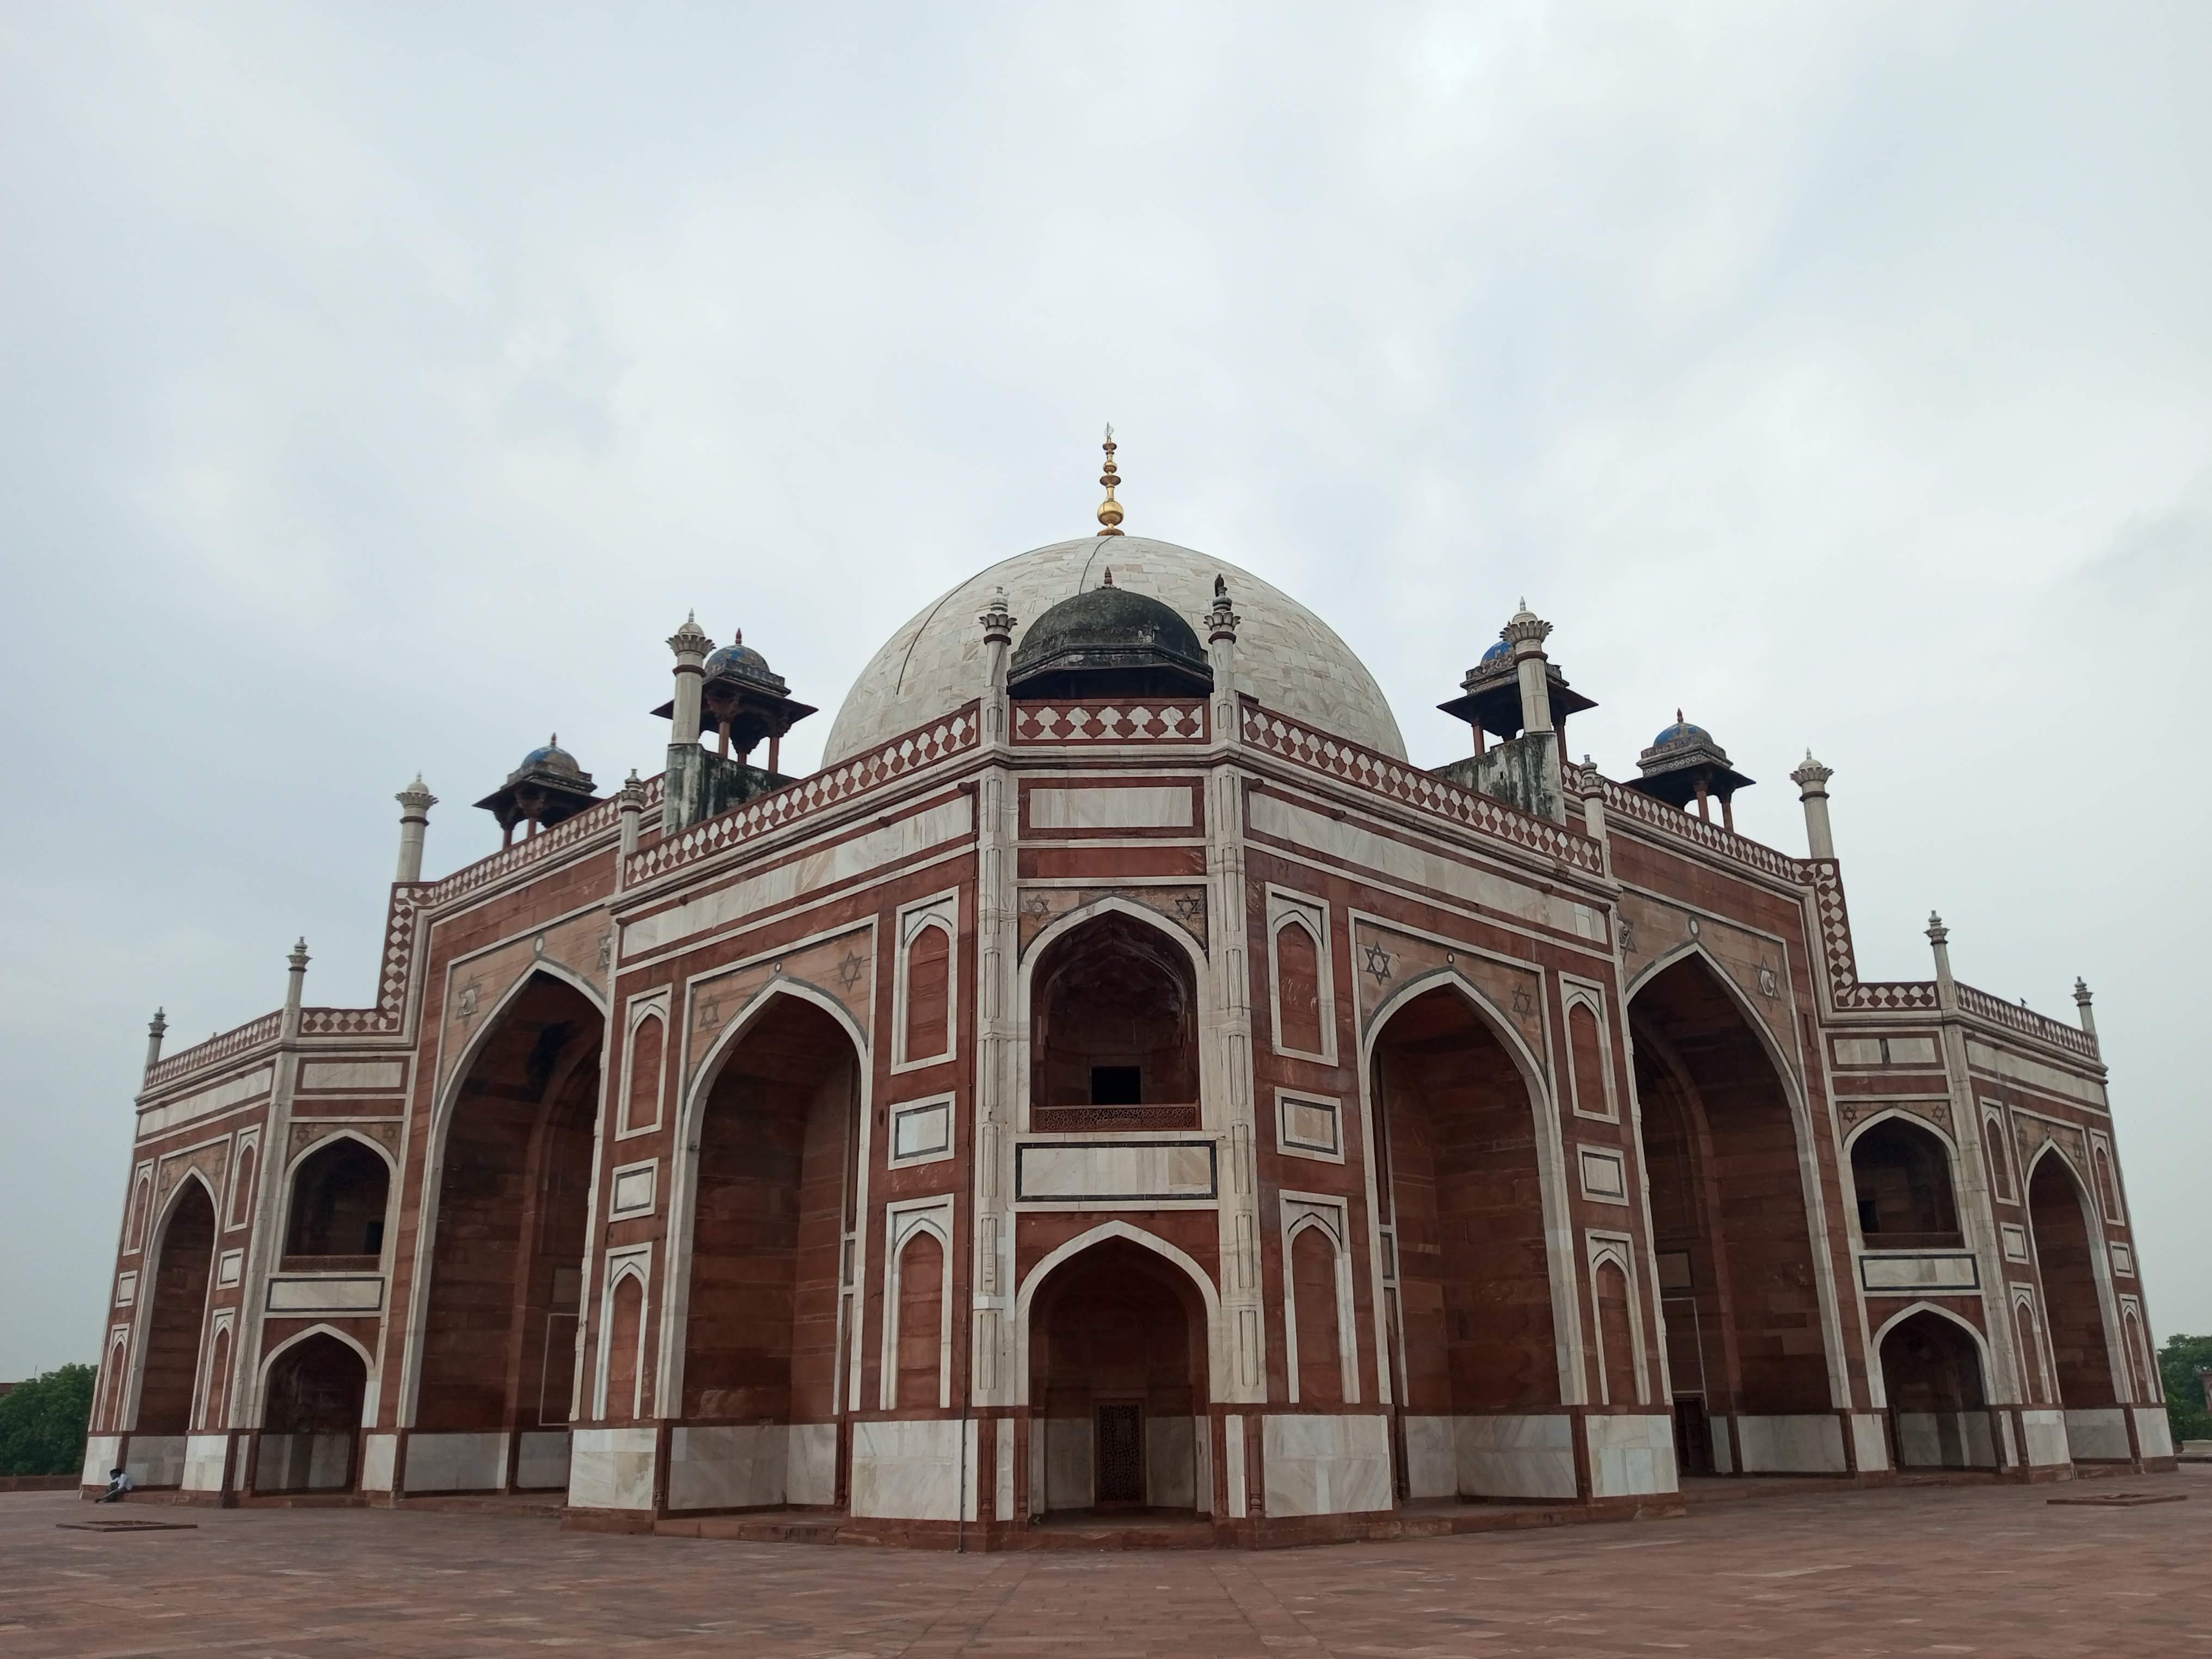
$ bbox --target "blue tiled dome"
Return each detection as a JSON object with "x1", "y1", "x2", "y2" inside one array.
[
  {"x1": 519, "y1": 736, "x2": 582, "y2": 776},
  {"x1": 704, "y1": 641, "x2": 772, "y2": 678},
  {"x1": 1480, "y1": 638, "x2": 1512, "y2": 665},
  {"x1": 1651, "y1": 718, "x2": 1711, "y2": 748}
]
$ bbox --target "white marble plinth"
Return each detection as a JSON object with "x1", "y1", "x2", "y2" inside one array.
[
  {"x1": 1850, "y1": 1412, "x2": 1891, "y2": 1472},
  {"x1": 569, "y1": 1426, "x2": 657, "y2": 1511},
  {"x1": 669, "y1": 1424, "x2": 786, "y2": 1511},
  {"x1": 125, "y1": 1435, "x2": 185, "y2": 1488},
  {"x1": 1456, "y1": 1413, "x2": 1577, "y2": 1500},
  {"x1": 1730, "y1": 1414, "x2": 1845, "y2": 1474},
  {"x1": 1401, "y1": 1415, "x2": 1456, "y2": 1499},
  {"x1": 360, "y1": 1433, "x2": 398, "y2": 1492},
  {"x1": 1261, "y1": 1413, "x2": 1391, "y2": 1517},
  {"x1": 2136, "y1": 1408, "x2": 2174, "y2": 1459},
  {"x1": 851, "y1": 1418, "x2": 974, "y2": 1521},
  {"x1": 1042, "y1": 1415, "x2": 1092, "y2": 1511},
  {"x1": 402, "y1": 1430, "x2": 507, "y2": 1493},
  {"x1": 2019, "y1": 1408, "x2": 2070, "y2": 1466},
  {"x1": 1586, "y1": 1414, "x2": 1677, "y2": 1497},
  {"x1": 514, "y1": 1430, "x2": 570, "y2": 1491},
  {"x1": 82, "y1": 1434, "x2": 121, "y2": 1488},
  {"x1": 2063, "y1": 1406, "x2": 2131, "y2": 1461},
  {"x1": 1146, "y1": 1414, "x2": 1195, "y2": 1508}
]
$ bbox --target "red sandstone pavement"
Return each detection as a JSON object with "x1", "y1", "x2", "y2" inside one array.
[{"x1": 3, "y1": 1471, "x2": 2208, "y2": 1658}]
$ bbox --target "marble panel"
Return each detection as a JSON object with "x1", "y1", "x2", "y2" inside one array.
[
  {"x1": 1262, "y1": 1413, "x2": 1391, "y2": 1517},
  {"x1": 137, "y1": 1066, "x2": 274, "y2": 1139},
  {"x1": 2064, "y1": 1406, "x2": 2131, "y2": 1461},
  {"x1": 1015, "y1": 1141, "x2": 1216, "y2": 1203},
  {"x1": 625, "y1": 797, "x2": 972, "y2": 956},
  {"x1": 1859, "y1": 1253, "x2": 1978, "y2": 1293},
  {"x1": 789, "y1": 1422, "x2": 839, "y2": 1506},
  {"x1": 1963, "y1": 1040, "x2": 2106, "y2": 1109},
  {"x1": 298, "y1": 1059, "x2": 405, "y2": 1091},
  {"x1": 1851, "y1": 1412, "x2": 1891, "y2": 1473},
  {"x1": 82, "y1": 1434, "x2": 122, "y2": 1488},
  {"x1": 1224, "y1": 1415, "x2": 1248, "y2": 1518},
  {"x1": 1888, "y1": 1036, "x2": 1939, "y2": 1065},
  {"x1": 1731, "y1": 1414, "x2": 1846, "y2": 1474},
  {"x1": 1030, "y1": 786, "x2": 1193, "y2": 830},
  {"x1": 669, "y1": 1424, "x2": 786, "y2": 1511},
  {"x1": 1587, "y1": 1414, "x2": 1678, "y2": 1497},
  {"x1": 851, "y1": 1418, "x2": 970, "y2": 1521},
  {"x1": 360, "y1": 1433, "x2": 398, "y2": 1492},
  {"x1": 2020, "y1": 1408, "x2": 2071, "y2": 1467},
  {"x1": 894, "y1": 1101, "x2": 953, "y2": 1161},
  {"x1": 1190, "y1": 1415, "x2": 1213, "y2": 1517},
  {"x1": 569, "y1": 1427, "x2": 657, "y2": 1511},
  {"x1": 1455, "y1": 1412, "x2": 1578, "y2": 1500},
  {"x1": 1833, "y1": 1037, "x2": 1885, "y2": 1066},
  {"x1": 1250, "y1": 795, "x2": 1606, "y2": 943},
  {"x1": 1402, "y1": 1414, "x2": 1457, "y2": 1499},
  {"x1": 514, "y1": 1430, "x2": 570, "y2": 1491},
  {"x1": 125, "y1": 1435, "x2": 186, "y2": 1488},
  {"x1": 1711, "y1": 1416, "x2": 1735, "y2": 1474},
  {"x1": 2136, "y1": 1409, "x2": 2174, "y2": 1459},
  {"x1": 266, "y1": 1275, "x2": 383, "y2": 1313},
  {"x1": 1043, "y1": 1415, "x2": 1093, "y2": 1511},
  {"x1": 403, "y1": 1431, "x2": 507, "y2": 1494},
  {"x1": 996, "y1": 1421, "x2": 1017, "y2": 1520},
  {"x1": 181, "y1": 1434, "x2": 230, "y2": 1492},
  {"x1": 1147, "y1": 1414, "x2": 1195, "y2": 1508}
]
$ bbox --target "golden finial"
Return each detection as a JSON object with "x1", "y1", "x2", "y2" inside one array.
[{"x1": 1096, "y1": 424, "x2": 1125, "y2": 537}]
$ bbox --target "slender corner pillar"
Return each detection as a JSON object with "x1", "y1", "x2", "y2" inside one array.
[
  {"x1": 2073, "y1": 978, "x2": 2098, "y2": 1044},
  {"x1": 971, "y1": 588, "x2": 1021, "y2": 1467},
  {"x1": 1927, "y1": 913, "x2": 1956, "y2": 1013},
  {"x1": 1202, "y1": 595, "x2": 1266, "y2": 1412},
  {"x1": 394, "y1": 777, "x2": 437, "y2": 883},
  {"x1": 143, "y1": 1008, "x2": 167, "y2": 1077},
  {"x1": 662, "y1": 613, "x2": 712, "y2": 834},
  {"x1": 1791, "y1": 752, "x2": 1836, "y2": 861},
  {"x1": 616, "y1": 770, "x2": 644, "y2": 872},
  {"x1": 1503, "y1": 603, "x2": 1565, "y2": 821}
]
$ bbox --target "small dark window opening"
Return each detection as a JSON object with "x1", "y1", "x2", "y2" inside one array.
[
  {"x1": 1091, "y1": 1066, "x2": 1142, "y2": 1105},
  {"x1": 1857, "y1": 1196, "x2": 1878, "y2": 1235}
]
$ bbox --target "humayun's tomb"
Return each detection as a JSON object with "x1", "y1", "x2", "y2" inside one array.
[{"x1": 85, "y1": 443, "x2": 2172, "y2": 1545}]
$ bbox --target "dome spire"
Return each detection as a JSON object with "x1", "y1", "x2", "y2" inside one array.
[{"x1": 1096, "y1": 424, "x2": 1125, "y2": 537}]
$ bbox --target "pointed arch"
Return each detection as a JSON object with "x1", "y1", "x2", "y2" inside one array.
[
  {"x1": 1357, "y1": 965, "x2": 1582, "y2": 1408},
  {"x1": 661, "y1": 979, "x2": 867, "y2": 1427},
  {"x1": 399, "y1": 966, "x2": 606, "y2": 1436},
  {"x1": 1869, "y1": 1300, "x2": 1993, "y2": 1380},
  {"x1": 2024, "y1": 1141, "x2": 2125, "y2": 1407},
  {"x1": 1627, "y1": 943, "x2": 1851, "y2": 1419},
  {"x1": 127, "y1": 1171, "x2": 220, "y2": 1439},
  {"x1": 1022, "y1": 897, "x2": 1206, "y2": 1129},
  {"x1": 1013, "y1": 1220, "x2": 1224, "y2": 1405},
  {"x1": 256, "y1": 1322, "x2": 377, "y2": 1399}
]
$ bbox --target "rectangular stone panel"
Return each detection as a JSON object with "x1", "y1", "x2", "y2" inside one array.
[
  {"x1": 1015, "y1": 1140, "x2": 1218, "y2": 1203},
  {"x1": 1858, "y1": 1252, "x2": 1978, "y2": 1293},
  {"x1": 298, "y1": 1059, "x2": 406, "y2": 1091},
  {"x1": 137, "y1": 1066, "x2": 273, "y2": 1139},
  {"x1": 266, "y1": 1275, "x2": 384, "y2": 1313},
  {"x1": 1029, "y1": 785, "x2": 1194, "y2": 831}
]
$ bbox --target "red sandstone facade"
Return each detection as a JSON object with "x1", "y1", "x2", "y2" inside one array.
[{"x1": 84, "y1": 532, "x2": 2172, "y2": 1546}]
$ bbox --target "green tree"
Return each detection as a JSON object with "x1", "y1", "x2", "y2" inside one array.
[
  {"x1": 2161, "y1": 1334, "x2": 2212, "y2": 1446},
  {"x1": 0, "y1": 1364, "x2": 96, "y2": 1478}
]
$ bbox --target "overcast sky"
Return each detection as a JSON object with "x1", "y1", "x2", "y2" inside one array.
[{"x1": 2, "y1": 3, "x2": 2206, "y2": 1380}]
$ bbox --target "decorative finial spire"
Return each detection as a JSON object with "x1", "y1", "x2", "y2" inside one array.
[
  {"x1": 1096, "y1": 425, "x2": 1125, "y2": 537},
  {"x1": 1214, "y1": 574, "x2": 1227, "y2": 600},
  {"x1": 1101, "y1": 568, "x2": 1114, "y2": 586},
  {"x1": 1675, "y1": 708, "x2": 1684, "y2": 726}
]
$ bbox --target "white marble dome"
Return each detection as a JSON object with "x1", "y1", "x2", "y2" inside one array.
[{"x1": 824, "y1": 537, "x2": 1408, "y2": 763}]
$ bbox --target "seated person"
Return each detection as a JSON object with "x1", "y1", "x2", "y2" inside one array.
[{"x1": 97, "y1": 1466, "x2": 132, "y2": 1503}]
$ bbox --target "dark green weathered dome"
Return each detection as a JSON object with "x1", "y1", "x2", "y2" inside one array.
[{"x1": 1007, "y1": 580, "x2": 1213, "y2": 701}]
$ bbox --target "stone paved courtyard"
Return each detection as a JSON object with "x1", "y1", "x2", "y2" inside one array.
[{"x1": 3, "y1": 1470, "x2": 2206, "y2": 1658}]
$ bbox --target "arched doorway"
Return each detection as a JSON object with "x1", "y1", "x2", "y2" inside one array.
[
  {"x1": 1369, "y1": 981, "x2": 1561, "y2": 1500},
  {"x1": 133, "y1": 1178, "x2": 218, "y2": 1484},
  {"x1": 672, "y1": 992, "x2": 861, "y2": 1511},
  {"x1": 256, "y1": 1334, "x2": 368, "y2": 1492},
  {"x1": 1027, "y1": 1237, "x2": 1210, "y2": 1517},
  {"x1": 1879, "y1": 1310, "x2": 1992, "y2": 1468},
  {"x1": 283, "y1": 1137, "x2": 391, "y2": 1266},
  {"x1": 413, "y1": 971, "x2": 602, "y2": 1491},
  {"x1": 1850, "y1": 1118, "x2": 1961, "y2": 1248},
  {"x1": 1029, "y1": 911, "x2": 1200, "y2": 1130},
  {"x1": 1631, "y1": 953, "x2": 1835, "y2": 1476},
  {"x1": 2027, "y1": 1151, "x2": 2121, "y2": 1452}
]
